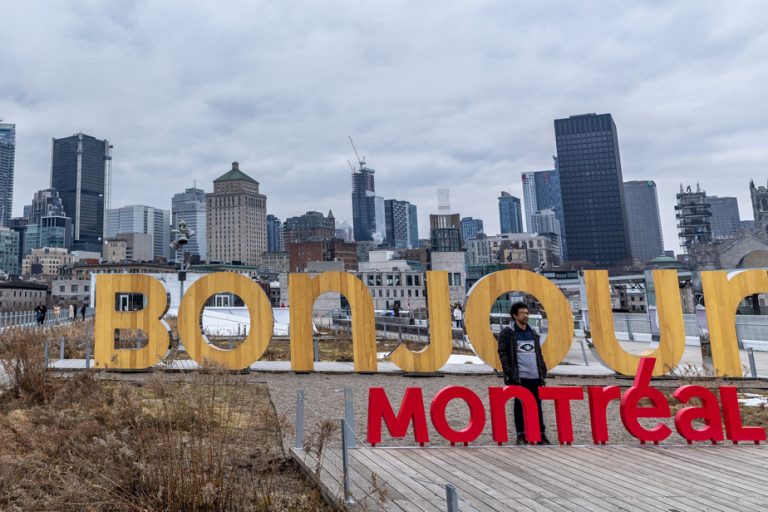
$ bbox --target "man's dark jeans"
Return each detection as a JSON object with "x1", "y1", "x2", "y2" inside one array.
[{"x1": 514, "y1": 378, "x2": 545, "y2": 438}]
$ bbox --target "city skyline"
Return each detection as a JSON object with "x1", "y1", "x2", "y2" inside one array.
[{"x1": 2, "y1": 2, "x2": 768, "y2": 252}]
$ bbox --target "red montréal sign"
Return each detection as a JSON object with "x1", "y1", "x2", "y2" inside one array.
[{"x1": 367, "y1": 358, "x2": 766, "y2": 446}]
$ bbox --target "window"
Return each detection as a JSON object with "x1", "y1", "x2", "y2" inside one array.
[
  {"x1": 367, "y1": 275, "x2": 374, "y2": 286},
  {"x1": 448, "y1": 274, "x2": 453, "y2": 286},
  {"x1": 59, "y1": 286, "x2": 65, "y2": 292},
  {"x1": 453, "y1": 273, "x2": 461, "y2": 286},
  {"x1": 408, "y1": 290, "x2": 412, "y2": 297},
  {"x1": 414, "y1": 276, "x2": 421, "y2": 286},
  {"x1": 71, "y1": 285, "x2": 78, "y2": 292},
  {"x1": 407, "y1": 275, "x2": 413, "y2": 286},
  {"x1": 375, "y1": 275, "x2": 382, "y2": 286}
]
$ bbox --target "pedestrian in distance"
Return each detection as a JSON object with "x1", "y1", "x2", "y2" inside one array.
[
  {"x1": 34, "y1": 303, "x2": 47, "y2": 326},
  {"x1": 68, "y1": 304, "x2": 75, "y2": 322},
  {"x1": 497, "y1": 301, "x2": 550, "y2": 445},
  {"x1": 453, "y1": 305, "x2": 463, "y2": 328},
  {"x1": 80, "y1": 303, "x2": 87, "y2": 321}
]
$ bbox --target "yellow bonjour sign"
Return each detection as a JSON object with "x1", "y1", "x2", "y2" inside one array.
[{"x1": 93, "y1": 269, "x2": 762, "y2": 376}]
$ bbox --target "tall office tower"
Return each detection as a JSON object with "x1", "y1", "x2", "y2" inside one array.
[
  {"x1": 384, "y1": 199, "x2": 418, "y2": 249},
  {"x1": 498, "y1": 192, "x2": 523, "y2": 234},
  {"x1": 555, "y1": 113, "x2": 630, "y2": 265},
  {"x1": 107, "y1": 205, "x2": 171, "y2": 260},
  {"x1": 521, "y1": 172, "x2": 538, "y2": 231},
  {"x1": 7, "y1": 218, "x2": 27, "y2": 268},
  {"x1": 623, "y1": 181, "x2": 664, "y2": 263},
  {"x1": 266, "y1": 214, "x2": 285, "y2": 252},
  {"x1": 206, "y1": 162, "x2": 267, "y2": 265},
  {"x1": 27, "y1": 188, "x2": 66, "y2": 224},
  {"x1": 284, "y1": 210, "x2": 336, "y2": 243},
  {"x1": 0, "y1": 123, "x2": 16, "y2": 227},
  {"x1": 675, "y1": 183, "x2": 712, "y2": 254},
  {"x1": 707, "y1": 196, "x2": 741, "y2": 239},
  {"x1": 172, "y1": 187, "x2": 207, "y2": 261},
  {"x1": 460, "y1": 217, "x2": 484, "y2": 241},
  {"x1": 51, "y1": 133, "x2": 112, "y2": 252},
  {"x1": 351, "y1": 162, "x2": 385, "y2": 242},
  {"x1": 0, "y1": 227, "x2": 20, "y2": 275}
]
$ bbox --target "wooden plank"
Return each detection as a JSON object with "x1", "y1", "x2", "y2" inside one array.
[
  {"x1": 323, "y1": 449, "x2": 409, "y2": 510},
  {"x1": 408, "y1": 448, "x2": 553, "y2": 512},
  {"x1": 351, "y1": 449, "x2": 448, "y2": 512},
  {"x1": 609, "y1": 446, "x2": 765, "y2": 509},
  {"x1": 469, "y1": 447, "x2": 606, "y2": 501}
]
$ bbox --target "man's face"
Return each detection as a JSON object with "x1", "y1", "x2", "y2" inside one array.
[{"x1": 513, "y1": 307, "x2": 529, "y2": 325}]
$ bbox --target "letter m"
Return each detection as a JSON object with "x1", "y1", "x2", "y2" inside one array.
[{"x1": 367, "y1": 387, "x2": 430, "y2": 446}]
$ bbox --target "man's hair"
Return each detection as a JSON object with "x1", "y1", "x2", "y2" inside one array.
[{"x1": 509, "y1": 301, "x2": 528, "y2": 317}]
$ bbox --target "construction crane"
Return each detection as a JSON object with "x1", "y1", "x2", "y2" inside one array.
[
  {"x1": 347, "y1": 160, "x2": 356, "y2": 173},
  {"x1": 348, "y1": 136, "x2": 365, "y2": 169}
]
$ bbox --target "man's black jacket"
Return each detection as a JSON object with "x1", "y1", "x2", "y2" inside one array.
[{"x1": 497, "y1": 324, "x2": 548, "y2": 385}]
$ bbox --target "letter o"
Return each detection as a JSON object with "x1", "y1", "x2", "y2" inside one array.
[
  {"x1": 430, "y1": 386, "x2": 486, "y2": 444},
  {"x1": 464, "y1": 270, "x2": 573, "y2": 370},
  {"x1": 178, "y1": 273, "x2": 273, "y2": 369}
]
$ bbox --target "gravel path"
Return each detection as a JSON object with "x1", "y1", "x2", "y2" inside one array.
[{"x1": 249, "y1": 372, "x2": 768, "y2": 448}]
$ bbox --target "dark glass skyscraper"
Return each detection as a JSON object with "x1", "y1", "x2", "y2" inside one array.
[
  {"x1": 554, "y1": 113, "x2": 630, "y2": 266},
  {"x1": 384, "y1": 199, "x2": 418, "y2": 249},
  {"x1": 498, "y1": 192, "x2": 523, "y2": 234},
  {"x1": 51, "y1": 133, "x2": 111, "y2": 253},
  {"x1": 266, "y1": 214, "x2": 285, "y2": 252},
  {"x1": 623, "y1": 180, "x2": 664, "y2": 263},
  {"x1": 460, "y1": 217, "x2": 484, "y2": 241},
  {"x1": 351, "y1": 165, "x2": 385, "y2": 242},
  {"x1": 0, "y1": 123, "x2": 16, "y2": 227}
]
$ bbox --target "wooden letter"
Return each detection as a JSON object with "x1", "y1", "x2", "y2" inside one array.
[
  {"x1": 389, "y1": 271, "x2": 453, "y2": 372},
  {"x1": 701, "y1": 270, "x2": 768, "y2": 377},
  {"x1": 464, "y1": 269, "x2": 573, "y2": 370},
  {"x1": 585, "y1": 270, "x2": 685, "y2": 376},
  {"x1": 177, "y1": 272, "x2": 273, "y2": 370},
  {"x1": 289, "y1": 272, "x2": 376, "y2": 372},
  {"x1": 94, "y1": 274, "x2": 170, "y2": 369}
]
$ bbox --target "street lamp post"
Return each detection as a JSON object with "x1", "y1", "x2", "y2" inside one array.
[{"x1": 170, "y1": 220, "x2": 195, "y2": 304}]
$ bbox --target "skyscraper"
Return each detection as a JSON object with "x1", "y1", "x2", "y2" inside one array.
[
  {"x1": 206, "y1": 162, "x2": 267, "y2": 265},
  {"x1": 623, "y1": 180, "x2": 664, "y2": 263},
  {"x1": 51, "y1": 133, "x2": 111, "y2": 253},
  {"x1": 0, "y1": 123, "x2": 16, "y2": 227},
  {"x1": 498, "y1": 192, "x2": 523, "y2": 234},
  {"x1": 554, "y1": 113, "x2": 630, "y2": 265},
  {"x1": 460, "y1": 217, "x2": 484, "y2": 241},
  {"x1": 27, "y1": 188, "x2": 66, "y2": 224},
  {"x1": 385, "y1": 199, "x2": 418, "y2": 249},
  {"x1": 284, "y1": 210, "x2": 335, "y2": 243},
  {"x1": 708, "y1": 196, "x2": 741, "y2": 238},
  {"x1": 351, "y1": 163, "x2": 385, "y2": 242},
  {"x1": 107, "y1": 205, "x2": 171, "y2": 260},
  {"x1": 521, "y1": 159, "x2": 566, "y2": 258},
  {"x1": 172, "y1": 187, "x2": 207, "y2": 261},
  {"x1": 266, "y1": 214, "x2": 285, "y2": 252}
]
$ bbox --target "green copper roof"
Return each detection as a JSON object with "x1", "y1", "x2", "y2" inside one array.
[{"x1": 214, "y1": 162, "x2": 257, "y2": 183}]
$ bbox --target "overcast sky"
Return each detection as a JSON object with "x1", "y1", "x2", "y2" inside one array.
[{"x1": 2, "y1": 1, "x2": 767, "y2": 252}]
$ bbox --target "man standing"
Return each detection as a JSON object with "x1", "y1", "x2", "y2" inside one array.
[{"x1": 497, "y1": 301, "x2": 550, "y2": 445}]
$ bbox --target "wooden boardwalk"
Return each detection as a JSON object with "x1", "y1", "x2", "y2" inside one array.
[{"x1": 291, "y1": 444, "x2": 768, "y2": 511}]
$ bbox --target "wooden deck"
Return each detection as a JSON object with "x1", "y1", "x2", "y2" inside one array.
[{"x1": 291, "y1": 444, "x2": 768, "y2": 511}]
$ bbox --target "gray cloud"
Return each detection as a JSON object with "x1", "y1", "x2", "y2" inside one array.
[{"x1": 1, "y1": 0, "x2": 767, "y2": 252}]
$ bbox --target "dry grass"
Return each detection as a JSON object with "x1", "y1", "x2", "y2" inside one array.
[{"x1": 0, "y1": 330, "x2": 330, "y2": 511}]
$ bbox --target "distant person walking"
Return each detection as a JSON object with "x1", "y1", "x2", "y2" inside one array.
[
  {"x1": 497, "y1": 301, "x2": 550, "y2": 445},
  {"x1": 80, "y1": 304, "x2": 87, "y2": 321},
  {"x1": 53, "y1": 304, "x2": 62, "y2": 323},
  {"x1": 453, "y1": 305, "x2": 463, "y2": 328},
  {"x1": 34, "y1": 304, "x2": 47, "y2": 326},
  {"x1": 68, "y1": 304, "x2": 76, "y2": 322}
]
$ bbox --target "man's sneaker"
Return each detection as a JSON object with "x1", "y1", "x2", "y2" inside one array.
[
  {"x1": 516, "y1": 434, "x2": 527, "y2": 445},
  {"x1": 539, "y1": 434, "x2": 552, "y2": 445}
]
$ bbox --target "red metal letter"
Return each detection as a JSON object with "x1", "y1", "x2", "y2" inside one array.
[
  {"x1": 430, "y1": 386, "x2": 486, "y2": 445},
  {"x1": 367, "y1": 387, "x2": 430, "y2": 446},
  {"x1": 619, "y1": 358, "x2": 672, "y2": 444},
  {"x1": 587, "y1": 386, "x2": 621, "y2": 445},
  {"x1": 673, "y1": 385, "x2": 724, "y2": 444},
  {"x1": 540, "y1": 386, "x2": 583, "y2": 445},
  {"x1": 720, "y1": 386, "x2": 766, "y2": 445},
  {"x1": 488, "y1": 386, "x2": 541, "y2": 444}
]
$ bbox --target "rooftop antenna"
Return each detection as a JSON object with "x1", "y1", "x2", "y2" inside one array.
[{"x1": 348, "y1": 136, "x2": 366, "y2": 169}]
